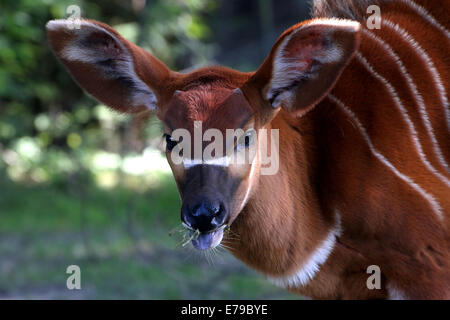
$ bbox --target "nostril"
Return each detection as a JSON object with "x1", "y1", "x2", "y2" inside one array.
[
  {"x1": 191, "y1": 201, "x2": 223, "y2": 217},
  {"x1": 191, "y1": 204, "x2": 202, "y2": 217},
  {"x1": 183, "y1": 199, "x2": 227, "y2": 232},
  {"x1": 212, "y1": 203, "x2": 224, "y2": 217}
]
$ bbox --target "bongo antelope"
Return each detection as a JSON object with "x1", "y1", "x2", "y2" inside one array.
[{"x1": 46, "y1": 0, "x2": 450, "y2": 299}]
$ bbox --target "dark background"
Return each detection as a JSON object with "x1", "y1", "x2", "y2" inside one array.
[{"x1": 0, "y1": 0, "x2": 310, "y2": 299}]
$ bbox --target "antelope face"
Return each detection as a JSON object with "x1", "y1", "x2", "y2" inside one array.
[
  {"x1": 160, "y1": 84, "x2": 261, "y2": 250},
  {"x1": 47, "y1": 18, "x2": 360, "y2": 251}
]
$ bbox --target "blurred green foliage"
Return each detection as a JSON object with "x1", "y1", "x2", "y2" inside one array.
[
  {"x1": 0, "y1": 0, "x2": 217, "y2": 188},
  {"x1": 0, "y1": 173, "x2": 297, "y2": 299},
  {"x1": 0, "y1": 0, "x2": 303, "y2": 299}
]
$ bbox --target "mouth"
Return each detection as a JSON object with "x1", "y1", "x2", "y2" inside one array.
[{"x1": 189, "y1": 226, "x2": 225, "y2": 251}]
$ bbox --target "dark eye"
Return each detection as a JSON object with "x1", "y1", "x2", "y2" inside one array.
[
  {"x1": 164, "y1": 134, "x2": 178, "y2": 151},
  {"x1": 235, "y1": 130, "x2": 255, "y2": 150},
  {"x1": 244, "y1": 135, "x2": 251, "y2": 148}
]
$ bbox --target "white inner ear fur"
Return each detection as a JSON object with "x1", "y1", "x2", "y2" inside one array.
[
  {"x1": 46, "y1": 19, "x2": 157, "y2": 110},
  {"x1": 266, "y1": 18, "x2": 360, "y2": 108}
]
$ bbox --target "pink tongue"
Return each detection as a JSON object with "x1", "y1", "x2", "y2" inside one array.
[{"x1": 191, "y1": 232, "x2": 215, "y2": 250}]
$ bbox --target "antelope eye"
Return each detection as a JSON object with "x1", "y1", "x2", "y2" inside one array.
[
  {"x1": 243, "y1": 135, "x2": 251, "y2": 147},
  {"x1": 236, "y1": 130, "x2": 256, "y2": 150},
  {"x1": 163, "y1": 134, "x2": 178, "y2": 151}
]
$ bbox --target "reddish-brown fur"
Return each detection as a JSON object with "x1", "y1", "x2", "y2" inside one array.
[{"x1": 47, "y1": 0, "x2": 450, "y2": 299}]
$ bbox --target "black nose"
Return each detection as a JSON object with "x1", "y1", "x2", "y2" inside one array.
[{"x1": 182, "y1": 198, "x2": 226, "y2": 233}]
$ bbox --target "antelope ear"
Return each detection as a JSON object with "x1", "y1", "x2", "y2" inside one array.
[
  {"x1": 249, "y1": 18, "x2": 360, "y2": 116},
  {"x1": 46, "y1": 19, "x2": 172, "y2": 113}
]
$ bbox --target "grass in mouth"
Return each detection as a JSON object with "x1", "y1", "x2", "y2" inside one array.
[
  {"x1": 168, "y1": 225, "x2": 201, "y2": 248},
  {"x1": 182, "y1": 229, "x2": 200, "y2": 247}
]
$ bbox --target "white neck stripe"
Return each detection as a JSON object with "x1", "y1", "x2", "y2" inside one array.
[
  {"x1": 268, "y1": 211, "x2": 342, "y2": 288},
  {"x1": 382, "y1": 20, "x2": 450, "y2": 132},
  {"x1": 328, "y1": 94, "x2": 443, "y2": 220},
  {"x1": 362, "y1": 29, "x2": 450, "y2": 174},
  {"x1": 355, "y1": 51, "x2": 450, "y2": 188},
  {"x1": 399, "y1": 0, "x2": 450, "y2": 39}
]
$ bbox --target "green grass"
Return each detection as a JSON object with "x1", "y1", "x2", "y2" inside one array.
[{"x1": 0, "y1": 174, "x2": 298, "y2": 299}]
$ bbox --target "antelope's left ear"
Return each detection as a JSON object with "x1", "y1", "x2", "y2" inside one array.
[
  {"x1": 46, "y1": 19, "x2": 173, "y2": 113},
  {"x1": 246, "y1": 19, "x2": 360, "y2": 116}
]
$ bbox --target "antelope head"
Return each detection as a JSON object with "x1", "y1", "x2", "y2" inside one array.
[{"x1": 46, "y1": 18, "x2": 360, "y2": 250}]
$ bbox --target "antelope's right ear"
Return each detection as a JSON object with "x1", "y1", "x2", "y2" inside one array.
[{"x1": 46, "y1": 19, "x2": 172, "y2": 113}]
